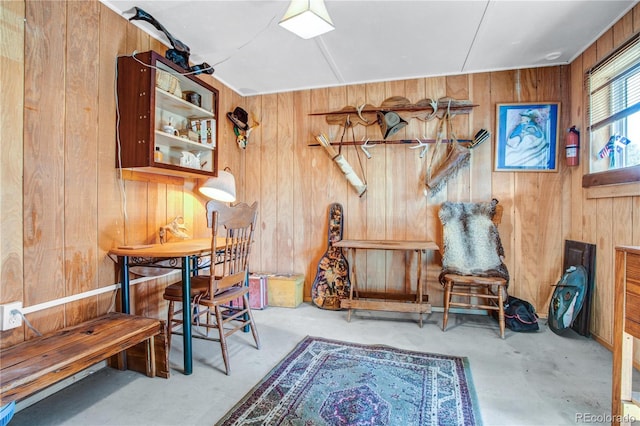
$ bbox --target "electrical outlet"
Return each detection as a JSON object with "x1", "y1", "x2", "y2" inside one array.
[{"x1": 1, "y1": 302, "x2": 23, "y2": 331}]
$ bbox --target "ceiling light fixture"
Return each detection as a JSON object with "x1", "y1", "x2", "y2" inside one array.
[
  {"x1": 279, "y1": 0, "x2": 335, "y2": 40},
  {"x1": 198, "y1": 168, "x2": 236, "y2": 202},
  {"x1": 545, "y1": 51, "x2": 562, "y2": 61}
]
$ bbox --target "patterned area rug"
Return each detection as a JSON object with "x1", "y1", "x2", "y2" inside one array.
[{"x1": 216, "y1": 336, "x2": 482, "y2": 425}]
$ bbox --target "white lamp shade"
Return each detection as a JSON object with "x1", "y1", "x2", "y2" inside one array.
[
  {"x1": 279, "y1": 0, "x2": 334, "y2": 39},
  {"x1": 199, "y1": 170, "x2": 236, "y2": 202}
]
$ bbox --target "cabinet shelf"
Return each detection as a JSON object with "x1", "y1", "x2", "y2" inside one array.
[
  {"x1": 155, "y1": 88, "x2": 214, "y2": 120},
  {"x1": 116, "y1": 50, "x2": 219, "y2": 178},
  {"x1": 155, "y1": 131, "x2": 215, "y2": 151}
]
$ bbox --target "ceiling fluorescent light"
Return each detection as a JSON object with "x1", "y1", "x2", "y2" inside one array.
[
  {"x1": 279, "y1": 0, "x2": 334, "y2": 40},
  {"x1": 198, "y1": 169, "x2": 236, "y2": 202}
]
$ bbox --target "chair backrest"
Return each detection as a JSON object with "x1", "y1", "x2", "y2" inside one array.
[
  {"x1": 438, "y1": 198, "x2": 509, "y2": 283},
  {"x1": 206, "y1": 200, "x2": 242, "y2": 228},
  {"x1": 206, "y1": 200, "x2": 258, "y2": 295}
]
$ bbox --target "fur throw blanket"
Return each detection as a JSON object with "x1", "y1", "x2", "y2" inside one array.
[{"x1": 438, "y1": 199, "x2": 510, "y2": 287}]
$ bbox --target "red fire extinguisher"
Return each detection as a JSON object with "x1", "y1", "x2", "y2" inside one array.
[{"x1": 566, "y1": 126, "x2": 580, "y2": 167}]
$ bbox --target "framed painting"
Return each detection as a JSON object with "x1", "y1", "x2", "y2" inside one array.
[{"x1": 495, "y1": 102, "x2": 560, "y2": 172}]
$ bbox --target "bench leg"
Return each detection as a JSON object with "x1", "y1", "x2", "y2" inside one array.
[
  {"x1": 108, "y1": 352, "x2": 127, "y2": 371},
  {"x1": 154, "y1": 324, "x2": 170, "y2": 378},
  {"x1": 118, "y1": 337, "x2": 156, "y2": 377},
  {"x1": 148, "y1": 336, "x2": 156, "y2": 377}
]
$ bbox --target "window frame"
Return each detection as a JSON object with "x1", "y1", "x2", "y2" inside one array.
[
  {"x1": 582, "y1": 164, "x2": 640, "y2": 187},
  {"x1": 583, "y1": 33, "x2": 640, "y2": 188}
]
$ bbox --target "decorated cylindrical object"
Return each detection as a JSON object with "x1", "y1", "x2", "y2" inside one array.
[
  {"x1": 333, "y1": 155, "x2": 367, "y2": 197},
  {"x1": 315, "y1": 133, "x2": 367, "y2": 197}
]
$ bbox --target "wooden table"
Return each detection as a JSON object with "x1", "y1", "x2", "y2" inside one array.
[
  {"x1": 334, "y1": 239, "x2": 438, "y2": 327},
  {"x1": 109, "y1": 238, "x2": 222, "y2": 375},
  {"x1": 613, "y1": 246, "x2": 640, "y2": 425}
]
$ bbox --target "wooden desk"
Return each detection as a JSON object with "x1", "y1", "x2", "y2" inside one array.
[
  {"x1": 613, "y1": 246, "x2": 640, "y2": 425},
  {"x1": 109, "y1": 238, "x2": 222, "y2": 375},
  {"x1": 334, "y1": 239, "x2": 438, "y2": 327}
]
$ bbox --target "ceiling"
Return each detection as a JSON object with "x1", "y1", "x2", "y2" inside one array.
[{"x1": 102, "y1": 0, "x2": 638, "y2": 96}]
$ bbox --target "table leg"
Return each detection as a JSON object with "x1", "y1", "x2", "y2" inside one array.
[
  {"x1": 416, "y1": 250, "x2": 423, "y2": 328},
  {"x1": 119, "y1": 255, "x2": 130, "y2": 314},
  {"x1": 347, "y1": 248, "x2": 357, "y2": 322},
  {"x1": 115, "y1": 256, "x2": 131, "y2": 370},
  {"x1": 191, "y1": 255, "x2": 199, "y2": 276},
  {"x1": 182, "y1": 256, "x2": 193, "y2": 375}
]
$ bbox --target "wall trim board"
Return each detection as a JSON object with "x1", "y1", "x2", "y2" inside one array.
[{"x1": 586, "y1": 182, "x2": 640, "y2": 199}]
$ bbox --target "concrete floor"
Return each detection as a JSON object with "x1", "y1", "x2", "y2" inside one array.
[{"x1": 9, "y1": 303, "x2": 636, "y2": 425}]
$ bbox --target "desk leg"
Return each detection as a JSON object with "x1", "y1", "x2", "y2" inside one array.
[
  {"x1": 347, "y1": 248, "x2": 357, "y2": 322},
  {"x1": 182, "y1": 256, "x2": 193, "y2": 375},
  {"x1": 191, "y1": 255, "x2": 199, "y2": 276},
  {"x1": 416, "y1": 250, "x2": 423, "y2": 328},
  {"x1": 114, "y1": 256, "x2": 131, "y2": 370},
  {"x1": 119, "y1": 256, "x2": 131, "y2": 314}
]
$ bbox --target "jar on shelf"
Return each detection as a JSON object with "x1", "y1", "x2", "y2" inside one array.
[{"x1": 154, "y1": 147, "x2": 163, "y2": 163}]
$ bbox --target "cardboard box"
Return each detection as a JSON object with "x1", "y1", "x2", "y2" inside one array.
[{"x1": 264, "y1": 273, "x2": 304, "y2": 308}]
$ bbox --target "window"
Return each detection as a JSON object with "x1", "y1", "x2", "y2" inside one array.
[{"x1": 584, "y1": 34, "x2": 640, "y2": 187}]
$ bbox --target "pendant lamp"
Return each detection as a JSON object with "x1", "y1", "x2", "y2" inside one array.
[
  {"x1": 198, "y1": 169, "x2": 236, "y2": 202},
  {"x1": 279, "y1": 0, "x2": 335, "y2": 39}
]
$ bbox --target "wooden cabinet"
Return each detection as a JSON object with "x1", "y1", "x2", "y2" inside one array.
[
  {"x1": 612, "y1": 246, "x2": 640, "y2": 425},
  {"x1": 116, "y1": 51, "x2": 218, "y2": 178}
]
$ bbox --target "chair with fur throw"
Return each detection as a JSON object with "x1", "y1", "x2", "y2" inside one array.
[{"x1": 438, "y1": 199, "x2": 510, "y2": 338}]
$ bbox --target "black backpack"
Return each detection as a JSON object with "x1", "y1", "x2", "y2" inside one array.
[{"x1": 504, "y1": 296, "x2": 539, "y2": 332}]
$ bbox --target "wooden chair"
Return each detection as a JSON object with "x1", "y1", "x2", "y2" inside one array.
[
  {"x1": 163, "y1": 200, "x2": 259, "y2": 374},
  {"x1": 438, "y1": 199, "x2": 510, "y2": 338}
]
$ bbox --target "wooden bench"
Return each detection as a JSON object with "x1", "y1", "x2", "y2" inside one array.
[{"x1": 0, "y1": 312, "x2": 169, "y2": 405}]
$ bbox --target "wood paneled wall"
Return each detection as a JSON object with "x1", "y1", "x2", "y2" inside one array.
[
  {"x1": 239, "y1": 68, "x2": 571, "y2": 316},
  {"x1": 568, "y1": 5, "x2": 640, "y2": 362},
  {"x1": 1, "y1": 0, "x2": 25, "y2": 348},
  {"x1": 0, "y1": 0, "x2": 637, "y2": 368},
  {"x1": 0, "y1": 0, "x2": 240, "y2": 347}
]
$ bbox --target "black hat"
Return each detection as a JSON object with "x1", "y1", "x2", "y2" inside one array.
[
  {"x1": 377, "y1": 110, "x2": 407, "y2": 139},
  {"x1": 227, "y1": 107, "x2": 249, "y2": 131}
]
